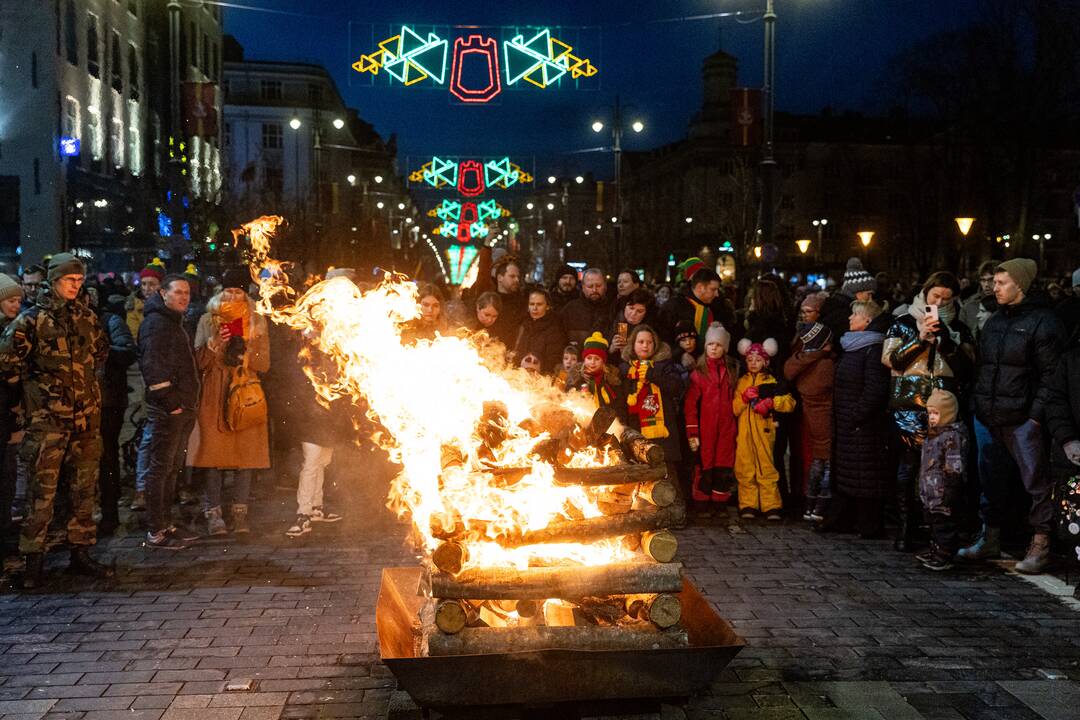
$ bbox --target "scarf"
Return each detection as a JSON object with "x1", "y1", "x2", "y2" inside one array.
[
  {"x1": 841, "y1": 329, "x2": 885, "y2": 352},
  {"x1": 626, "y1": 360, "x2": 669, "y2": 439},
  {"x1": 688, "y1": 293, "x2": 713, "y2": 344},
  {"x1": 584, "y1": 367, "x2": 615, "y2": 409},
  {"x1": 908, "y1": 291, "x2": 961, "y2": 345},
  {"x1": 218, "y1": 299, "x2": 252, "y2": 340}
]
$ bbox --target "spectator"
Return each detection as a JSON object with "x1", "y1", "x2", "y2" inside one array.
[
  {"x1": 733, "y1": 338, "x2": 796, "y2": 521},
  {"x1": 672, "y1": 322, "x2": 699, "y2": 372},
  {"x1": 19, "y1": 264, "x2": 45, "y2": 311},
  {"x1": 559, "y1": 268, "x2": 614, "y2": 347},
  {"x1": 97, "y1": 293, "x2": 136, "y2": 536},
  {"x1": 1044, "y1": 331, "x2": 1080, "y2": 559},
  {"x1": 465, "y1": 291, "x2": 501, "y2": 333},
  {"x1": 611, "y1": 269, "x2": 643, "y2": 323},
  {"x1": 136, "y1": 274, "x2": 200, "y2": 550},
  {"x1": 187, "y1": 269, "x2": 271, "y2": 537},
  {"x1": 684, "y1": 322, "x2": 736, "y2": 504},
  {"x1": 0, "y1": 253, "x2": 111, "y2": 588},
  {"x1": 565, "y1": 332, "x2": 619, "y2": 409},
  {"x1": 182, "y1": 263, "x2": 207, "y2": 340},
  {"x1": 0, "y1": 275, "x2": 23, "y2": 561},
  {"x1": 823, "y1": 299, "x2": 892, "y2": 538},
  {"x1": 916, "y1": 389, "x2": 968, "y2": 571},
  {"x1": 486, "y1": 256, "x2": 526, "y2": 348},
  {"x1": 608, "y1": 288, "x2": 658, "y2": 358},
  {"x1": 126, "y1": 257, "x2": 166, "y2": 340},
  {"x1": 549, "y1": 264, "x2": 579, "y2": 311},
  {"x1": 660, "y1": 267, "x2": 737, "y2": 349},
  {"x1": 554, "y1": 344, "x2": 578, "y2": 390},
  {"x1": 656, "y1": 284, "x2": 673, "y2": 307},
  {"x1": 403, "y1": 283, "x2": 447, "y2": 342},
  {"x1": 959, "y1": 261, "x2": 996, "y2": 340},
  {"x1": 960, "y1": 259, "x2": 1063, "y2": 574},
  {"x1": 617, "y1": 325, "x2": 684, "y2": 480},
  {"x1": 820, "y1": 257, "x2": 875, "y2": 345},
  {"x1": 799, "y1": 291, "x2": 826, "y2": 325},
  {"x1": 883, "y1": 271, "x2": 975, "y2": 551},
  {"x1": 784, "y1": 321, "x2": 836, "y2": 521},
  {"x1": 511, "y1": 288, "x2": 567, "y2": 374}
]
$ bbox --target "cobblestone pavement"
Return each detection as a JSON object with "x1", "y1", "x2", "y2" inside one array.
[{"x1": 2, "y1": 462, "x2": 1079, "y2": 720}]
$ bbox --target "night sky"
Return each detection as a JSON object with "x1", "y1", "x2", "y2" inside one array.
[{"x1": 225, "y1": 0, "x2": 981, "y2": 180}]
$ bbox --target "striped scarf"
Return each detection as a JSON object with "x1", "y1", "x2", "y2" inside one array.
[
  {"x1": 688, "y1": 295, "x2": 714, "y2": 344},
  {"x1": 626, "y1": 360, "x2": 669, "y2": 439},
  {"x1": 584, "y1": 369, "x2": 615, "y2": 409}
]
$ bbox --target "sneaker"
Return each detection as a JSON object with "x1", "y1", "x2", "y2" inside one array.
[
  {"x1": 739, "y1": 508, "x2": 756, "y2": 520},
  {"x1": 920, "y1": 554, "x2": 954, "y2": 571},
  {"x1": 766, "y1": 511, "x2": 783, "y2": 522},
  {"x1": 286, "y1": 515, "x2": 312, "y2": 537},
  {"x1": 130, "y1": 491, "x2": 146, "y2": 511},
  {"x1": 309, "y1": 507, "x2": 342, "y2": 523},
  {"x1": 146, "y1": 530, "x2": 188, "y2": 550},
  {"x1": 914, "y1": 546, "x2": 935, "y2": 564},
  {"x1": 802, "y1": 510, "x2": 815, "y2": 521},
  {"x1": 167, "y1": 525, "x2": 200, "y2": 543},
  {"x1": 806, "y1": 511, "x2": 824, "y2": 522}
]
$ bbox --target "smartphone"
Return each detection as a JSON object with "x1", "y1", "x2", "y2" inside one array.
[
  {"x1": 224, "y1": 317, "x2": 244, "y2": 338},
  {"x1": 926, "y1": 304, "x2": 940, "y2": 323},
  {"x1": 616, "y1": 322, "x2": 629, "y2": 339}
]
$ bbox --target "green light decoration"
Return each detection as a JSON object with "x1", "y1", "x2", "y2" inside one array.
[
  {"x1": 447, "y1": 244, "x2": 480, "y2": 285},
  {"x1": 353, "y1": 25, "x2": 448, "y2": 86}
]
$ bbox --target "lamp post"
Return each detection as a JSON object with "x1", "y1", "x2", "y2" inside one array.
[
  {"x1": 811, "y1": 217, "x2": 827, "y2": 261},
  {"x1": 1032, "y1": 233, "x2": 1051, "y2": 266},
  {"x1": 592, "y1": 95, "x2": 644, "y2": 266},
  {"x1": 857, "y1": 230, "x2": 874, "y2": 262},
  {"x1": 760, "y1": 0, "x2": 778, "y2": 248}
]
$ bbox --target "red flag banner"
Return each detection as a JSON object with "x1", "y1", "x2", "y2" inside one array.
[
  {"x1": 183, "y1": 83, "x2": 218, "y2": 138},
  {"x1": 730, "y1": 88, "x2": 762, "y2": 147}
]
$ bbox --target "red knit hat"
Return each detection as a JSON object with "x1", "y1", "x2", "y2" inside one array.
[
  {"x1": 139, "y1": 257, "x2": 166, "y2": 281},
  {"x1": 581, "y1": 332, "x2": 609, "y2": 362}
]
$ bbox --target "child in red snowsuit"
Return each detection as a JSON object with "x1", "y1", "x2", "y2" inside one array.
[{"x1": 684, "y1": 323, "x2": 737, "y2": 502}]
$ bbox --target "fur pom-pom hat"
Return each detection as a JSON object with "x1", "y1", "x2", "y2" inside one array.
[
  {"x1": 704, "y1": 322, "x2": 731, "y2": 353},
  {"x1": 737, "y1": 337, "x2": 778, "y2": 360}
]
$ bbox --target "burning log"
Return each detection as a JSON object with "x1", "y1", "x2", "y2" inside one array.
[
  {"x1": 499, "y1": 504, "x2": 686, "y2": 547},
  {"x1": 635, "y1": 479, "x2": 677, "y2": 508},
  {"x1": 434, "y1": 599, "x2": 470, "y2": 634},
  {"x1": 426, "y1": 625, "x2": 689, "y2": 656},
  {"x1": 432, "y1": 541, "x2": 469, "y2": 575},
  {"x1": 641, "y1": 529, "x2": 679, "y2": 563},
  {"x1": 625, "y1": 593, "x2": 682, "y2": 629},
  {"x1": 552, "y1": 463, "x2": 668, "y2": 487},
  {"x1": 619, "y1": 427, "x2": 665, "y2": 466},
  {"x1": 429, "y1": 561, "x2": 683, "y2": 600},
  {"x1": 477, "y1": 401, "x2": 509, "y2": 459},
  {"x1": 542, "y1": 600, "x2": 577, "y2": 627}
]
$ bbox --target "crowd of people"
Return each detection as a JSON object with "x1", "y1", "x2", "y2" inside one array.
[{"x1": 0, "y1": 248, "x2": 1078, "y2": 590}]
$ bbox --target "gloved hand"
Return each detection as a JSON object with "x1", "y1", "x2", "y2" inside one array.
[
  {"x1": 753, "y1": 397, "x2": 774, "y2": 416},
  {"x1": 688, "y1": 437, "x2": 700, "y2": 452},
  {"x1": 1065, "y1": 440, "x2": 1080, "y2": 466},
  {"x1": 741, "y1": 385, "x2": 759, "y2": 403},
  {"x1": 757, "y1": 383, "x2": 776, "y2": 399}
]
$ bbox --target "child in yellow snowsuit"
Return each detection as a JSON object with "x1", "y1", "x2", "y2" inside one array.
[{"x1": 733, "y1": 338, "x2": 796, "y2": 520}]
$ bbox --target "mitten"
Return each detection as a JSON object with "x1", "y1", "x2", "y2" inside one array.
[
  {"x1": 753, "y1": 397, "x2": 774, "y2": 416},
  {"x1": 741, "y1": 385, "x2": 759, "y2": 403}
]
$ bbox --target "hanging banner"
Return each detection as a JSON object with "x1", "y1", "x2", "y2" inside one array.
[
  {"x1": 731, "y1": 88, "x2": 762, "y2": 147},
  {"x1": 183, "y1": 83, "x2": 218, "y2": 138}
]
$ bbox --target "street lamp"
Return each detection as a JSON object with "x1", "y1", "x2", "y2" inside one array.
[
  {"x1": 754, "y1": 245, "x2": 763, "y2": 259},
  {"x1": 857, "y1": 230, "x2": 875, "y2": 247},
  {"x1": 591, "y1": 121, "x2": 604, "y2": 133},
  {"x1": 332, "y1": 117, "x2": 345, "y2": 130},
  {"x1": 575, "y1": 175, "x2": 584, "y2": 184},
  {"x1": 289, "y1": 117, "x2": 302, "y2": 130},
  {"x1": 526, "y1": 202, "x2": 534, "y2": 210},
  {"x1": 796, "y1": 238, "x2": 811, "y2": 254},
  {"x1": 374, "y1": 174, "x2": 384, "y2": 184},
  {"x1": 591, "y1": 95, "x2": 645, "y2": 263},
  {"x1": 547, "y1": 175, "x2": 557, "y2": 185},
  {"x1": 955, "y1": 217, "x2": 975, "y2": 236},
  {"x1": 811, "y1": 217, "x2": 828, "y2": 261},
  {"x1": 631, "y1": 120, "x2": 645, "y2": 133},
  {"x1": 760, "y1": 0, "x2": 778, "y2": 247},
  {"x1": 346, "y1": 174, "x2": 356, "y2": 185}
]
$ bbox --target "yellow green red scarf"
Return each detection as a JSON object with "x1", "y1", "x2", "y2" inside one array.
[
  {"x1": 584, "y1": 368, "x2": 615, "y2": 409},
  {"x1": 688, "y1": 294, "x2": 713, "y2": 344},
  {"x1": 626, "y1": 360, "x2": 669, "y2": 439}
]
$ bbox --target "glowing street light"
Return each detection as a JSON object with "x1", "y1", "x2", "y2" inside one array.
[
  {"x1": 547, "y1": 175, "x2": 557, "y2": 185},
  {"x1": 631, "y1": 120, "x2": 645, "y2": 133},
  {"x1": 955, "y1": 217, "x2": 975, "y2": 236},
  {"x1": 346, "y1": 174, "x2": 356, "y2": 185},
  {"x1": 373, "y1": 174, "x2": 384, "y2": 184},
  {"x1": 575, "y1": 175, "x2": 584, "y2": 184},
  {"x1": 857, "y1": 230, "x2": 875, "y2": 247},
  {"x1": 526, "y1": 202, "x2": 534, "y2": 210},
  {"x1": 684, "y1": 216, "x2": 693, "y2": 224},
  {"x1": 753, "y1": 245, "x2": 763, "y2": 259},
  {"x1": 397, "y1": 202, "x2": 406, "y2": 210},
  {"x1": 289, "y1": 117, "x2": 302, "y2": 130},
  {"x1": 796, "y1": 238, "x2": 812, "y2": 254},
  {"x1": 332, "y1": 118, "x2": 345, "y2": 130},
  {"x1": 546, "y1": 202, "x2": 555, "y2": 211},
  {"x1": 376, "y1": 201, "x2": 385, "y2": 209},
  {"x1": 591, "y1": 121, "x2": 604, "y2": 133}
]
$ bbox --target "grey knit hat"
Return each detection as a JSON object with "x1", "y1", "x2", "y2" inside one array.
[
  {"x1": 840, "y1": 257, "x2": 874, "y2": 297},
  {"x1": 0, "y1": 274, "x2": 23, "y2": 302},
  {"x1": 47, "y1": 252, "x2": 86, "y2": 282}
]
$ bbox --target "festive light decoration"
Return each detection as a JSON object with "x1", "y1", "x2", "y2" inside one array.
[
  {"x1": 504, "y1": 28, "x2": 596, "y2": 89},
  {"x1": 410, "y1": 156, "x2": 532, "y2": 189},
  {"x1": 421, "y1": 156, "x2": 458, "y2": 189},
  {"x1": 446, "y1": 243, "x2": 480, "y2": 285},
  {"x1": 457, "y1": 160, "x2": 485, "y2": 197},
  {"x1": 450, "y1": 35, "x2": 502, "y2": 103},
  {"x1": 353, "y1": 25, "x2": 449, "y2": 86},
  {"x1": 484, "y1": 156, "x2": 518, "y2": 189}
]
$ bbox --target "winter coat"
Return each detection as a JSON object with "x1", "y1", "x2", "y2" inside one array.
[
  {"x1": 137, "y1": 293, "x2": 199, "y2": 414},
  {"x1": 831, "y1": 313, "x2": 893, "y2": 499},
  {"x1": 659, "y1": 290, "x2": 737, "y2": 349},
  {"x1": 279, "y1": 329, "x2": 354, "y2": 448},
  {"x1": 488, "y1": 290, "x2": 527, "y2": 349},
  {"x1": 0, "y1": 316, "x2": 21, "y2": 441},
  {"x1": 819, "y1": 291, "x2": 854, "y2": 348},
  {"x1": 125, "y1": 293, "x2": 145, "y2": 340},
  {"x1": 918, "y1": 421, "x2": 967, "y2": 516},
  {"x1": 549, "y1": 285, "x2": 578, "y2": 312},
  {"x1": 959, "y1": 293, "x2": 992, "y2": 339},
  {"x1": 100, "y1": 309, "x2": 136, "y2": 409},
  {"x1": 559, "y1": 294, "x2": 615, "y2": 348},
  {"x1": 1055, "y1": 295, "x2": 1080, "y2": 346},
  {"x1": 617, "y1": 342, "x2": 685, "y2": 463},
  {"x1": 1045, "y1": 343, "x2": 1080, "y2": 470},
  {"x1": 883, "y1": 307, "x2": 975, "y2": 442},
  {"x1": 783, "y1": 342, "x2": 836, "y2": 459},
  {"x1": 512, "y1": 312, "x2": 567, "y2": 374},
  {"x1": 732, "y1": 371, "x2": 796, "y2": 484},
  {"x1": 565, "y1": 362, "x2": 620, "y2": 409},
  {"x1": 684, "y1": 357, "x2": 738, "y2": 470},
  {"x1": 973, "y1": 293, "x2": 1063, "y2": 429},
  {"x1": 186, "y1": 302, "x2": 270, "y2": 469},
  {"x1": 0, "y1": 285, "x2": 107, "y2": 432}
]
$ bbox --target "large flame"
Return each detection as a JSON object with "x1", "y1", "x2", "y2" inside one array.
[{"x1": 236, "y1": 216, "x2": 632, "y2": 570}]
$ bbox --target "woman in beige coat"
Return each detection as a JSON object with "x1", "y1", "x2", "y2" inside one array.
[{"x1": 187, "y1": 270, "x2": 270, "y2": 534}]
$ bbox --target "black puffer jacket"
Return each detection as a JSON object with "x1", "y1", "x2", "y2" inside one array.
[
  {"x1": 1045, "y1": 343, "x2": 1080, "y2": 468},
  {"x1": 559, "y1": 294, "x2": 614, "y2": 348},
  {"x1": 512, "y1": 312, "x2": 568, "y2": 374},
  {"x1": 832, "y1": 313, "x2": 893, "y2": 499},
  {"x1": 974, "y1": 293, "x2": 1063, "y2": 428},
  {"x1": 137, "y1": 293, "x2": 199, "y2": 413}
]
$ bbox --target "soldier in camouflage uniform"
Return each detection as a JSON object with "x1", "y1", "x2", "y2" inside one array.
[{"x1": 0, "y1": 253, "x2": 112, "y2": 588}]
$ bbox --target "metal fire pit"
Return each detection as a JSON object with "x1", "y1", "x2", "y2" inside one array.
[{"x1": 377, "y1": 567, "x2": 744, "y2": 709}]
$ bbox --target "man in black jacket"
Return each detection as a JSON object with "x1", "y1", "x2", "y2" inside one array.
[
  {"x1": 959, "y1": 259, "x2": 1063, "y2": 573},
  {"x1": 659, "y1": 268, "x2": 736, "y2": 348},
  {"x1": 136, "y1": 274, "x2": 200, "y2": 550},
  {"x1": 97, "y1": 294, "x2": 137, "y2": 535},
  {"x1": 559, "y1": 268, "x2": 614, "y2": 348}
]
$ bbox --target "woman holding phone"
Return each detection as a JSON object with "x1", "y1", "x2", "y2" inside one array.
[
  {"x1": 187, "y1": 268, "x2": 271, "y2": 536},
  {"x1": 882, "y1": 271, "x2": 975, "y2": 551}
]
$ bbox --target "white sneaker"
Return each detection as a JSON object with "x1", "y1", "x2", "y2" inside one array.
[
  {"x1": 309, "y1": 507, "x2": 342, "y2": 523},
  {"x1": 286, "y1": 515, "x2": 312, "y2": 537}
]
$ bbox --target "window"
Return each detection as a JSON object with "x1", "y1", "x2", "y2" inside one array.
[
  {"x1": 87, "y1": 13, "x2": 100, "y2": 77},
  {"x1": 261, "y1": 122, "x2": 282, "y2": 149},
  {"x1": 128, "y1": 125, "x2": 141, "y2": 175},
  {"x1": 62, "y1": 95, "x2": 80, "y2": 137},
  {"x1": 111, "y1": 32, "x2": 122, "y2": 92},
  {"x1": 111, "y1": 118, "x2": 124, "y2": 168},
  {"x1": 65, "y1": 1, "x2": 77, "y2": 65},
  {"x1": 308, "y1": 83, "x2": 322, "y2": 105},
  {"x1": 264, "y1": 166, "x2": 283, "y2": 195},
  {"x1": 128, "y1": 44, "x2": 139, "y2": 100},
  {"x1": 87, "y1": 106, "x2": 102, "y2": 159},
  {"x1": 223, "y1": 121, "x2": 231, "y2": 147},
  {"x1": 260, "y1": 80, "x2": 282, "y2": 100}
]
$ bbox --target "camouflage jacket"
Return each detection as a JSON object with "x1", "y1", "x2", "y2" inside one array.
[{"x1": 0, "y1": 285, "x2": 108, "y2": 431}]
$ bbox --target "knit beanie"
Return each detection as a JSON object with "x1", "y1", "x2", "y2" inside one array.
[
  {"x1": 140, "y1": 257, "x2": 166, "y2": 281},
  {"x1": 927, "y1": 388, "x2": 959, "y2": 427},
  {"x1": 995, "y1": 258, "x2": 1037, "y2": 293},
  {"x1": 183, "y1": 263, "x2": 200, "y2": 280},
  {"x1": 676, "y1": 257, "x2": 706, "y2": 283},
  {"x1": 797, "y1": 321, "x2": 832, "y2": 352},
  {"x1": 221, "y1": 267, "x2": 249, "y2": 290},
  {"x1": 800, "y1": 291, "x2": 826, "y2": 313},
  {"x1": 840, "y1": 257, "x2": 874, "y2": 298},
  {"x1": 47, "y1": 252, "x2": 86, "y2": 282},
  {"x1": 554, "y1": 264, "x2": 577, "y2": 282},
  {"x1": 673, "y1": 321, "x2": 697, "y2": 344},
  {"x1": 0, "y1": 274, "x2": 23, "y2": 302},
  {"x1": 704, "y1": 322, "x2": 731, "y2": 353},
  {"x1": 737, "y1": 337, "x2": 778, "y2": 360},
  {"x1": 581, "y1": 332, "x2": 609, "y2": 362}
]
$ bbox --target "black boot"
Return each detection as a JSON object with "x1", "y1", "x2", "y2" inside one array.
[
  {"x1": 23, "y1": 553, "x2": 44, "y2": 589},
  {"x1": 68, "y1": 546, "x2": 115, "y2": 578},
  {"x1": 893, "y1": 480, "x2": 915, "y2": 552}
]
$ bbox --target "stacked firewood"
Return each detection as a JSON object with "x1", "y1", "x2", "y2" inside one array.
[{"x1": 419, "y1": 407, "x2": 688, "y2": 657}]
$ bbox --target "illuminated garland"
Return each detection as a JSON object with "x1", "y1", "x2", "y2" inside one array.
[
  {"x1": 353, "y1": 25, "x2": 597, "y2": 103},
  {"x1": 409, "y1": 156, "x2": 534, "y2": 191},
  {"x1": 429, "y1": 198, "x2": 508, "y2": 242},
  {"x1": 446, "y1": 243, "x2": 480, "y2": 285}
]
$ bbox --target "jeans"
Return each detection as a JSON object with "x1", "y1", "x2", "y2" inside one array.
[
  {"x1": 98, "y1": 405, "x2": 125, "y2": 524},
  {"x1": 203, "y1": 468, "x2": 254, "y2": 510},
  {"x1": 297, "y1": 442, "x2": 333, "y2": 515},
  {"x1": 895, "y1": 438, "x2": 922, "y2": 544},
  {"x1": 134, "y1": 422, "x2": 148, "y2": 493},
  {"x1": 138, "y1": 406, "x2": 196, "y2": 533},
  {"x1": 986, "y1": 420, "x2": 1052, "y2": 534},
  {"x1": 807, "y1": 459, "x2": 831, "y2": 501}
]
